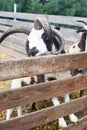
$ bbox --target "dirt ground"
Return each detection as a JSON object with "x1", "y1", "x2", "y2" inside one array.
[{"x1": 0, "y1": 51, "x2": 80, "y2": 130}]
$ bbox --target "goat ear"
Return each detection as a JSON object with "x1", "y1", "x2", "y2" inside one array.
[{"x1": 55, "y1": 26, "x2": 61, "y2": 30}]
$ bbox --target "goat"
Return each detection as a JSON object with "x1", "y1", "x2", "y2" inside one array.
[
  {"x1": 68, "y1": 20, "x2": 87, "y2": 76},
  {"x1": 1, "y1": 17, "x2": 86, "y2": 128}
]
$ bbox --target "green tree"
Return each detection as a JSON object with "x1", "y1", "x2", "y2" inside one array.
[
  {"x1": 15, "y1": 0, "x2": 32, "y2": 12},
  {"x1": 75, "y1": 0, "x2": 87, "y2": 17},
  {"x1": 31, "y1": 0, "x2": 43, "y2": 14},
  {"x1": 0, "y1": 0, "x2": 87, "y2": 17},
  {"x1": 58, "y1": 0, "x2": 77, "y2": 16},
  {"x1": 0, "y1": 0, "x2": 15, "y2": 11},
  {"x1": 43, "y1": 0, "x2": 60, "y2": 14}
]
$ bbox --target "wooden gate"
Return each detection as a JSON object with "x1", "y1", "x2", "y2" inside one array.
[{"x1": 0, "y1": 53, "x2": 87, "y2": 130}]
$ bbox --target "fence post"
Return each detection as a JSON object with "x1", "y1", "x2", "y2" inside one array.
[
  {"x1": 83, "y1": 33, "x2": 87, "y2": 115},
  {"x1": 81, "y1": 89, "x2": 87, "y2": 116},
  {"x1": 14, "y1": 3, "x2": 17, "y2": 22}
]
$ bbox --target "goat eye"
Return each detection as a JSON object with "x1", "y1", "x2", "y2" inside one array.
[
  {"x1": 42, "y1": 33, "x2": 46, "y2": 39},
  {"x1": 73, "y1": 45, "x2": 75, "y2": 48}
]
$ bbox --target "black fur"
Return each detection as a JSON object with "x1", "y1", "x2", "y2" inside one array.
[
  {"x1": 42, "y1": 33, "x2": 52, "y2": 51},
  {"x1": 29, "y1": 47, "x2": 39, "y2": 56},
  {"x1": 53, "y1": 36, "x2": 60, "y2": 51}
]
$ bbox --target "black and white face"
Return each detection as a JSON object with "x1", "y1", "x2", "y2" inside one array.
[{"x1": 27, "y1": 28, "x2": 52, "y2": 56}]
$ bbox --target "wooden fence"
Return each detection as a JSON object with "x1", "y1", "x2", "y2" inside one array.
[
  {"x1": 0, "y1": 53, "x2": 87, "y2": 130},
  {"x1": 0, "y1": 11, "x2": 87, "y2": 130}
]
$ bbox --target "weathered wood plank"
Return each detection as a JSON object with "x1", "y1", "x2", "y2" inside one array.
[
  {"x1": 0, "y1": 26, "x2": 29, "y2": 56},
  {"x1": 0, "y1": 35, "x2": 27, "y2": 55},
  {"x1": 0, "y1": 95, "x2": 87, "y2": 130},
  {"x1": 0, "y1": 28, "x2": 29, "y2": 48},
  {"x1": 0, "y1": 18, "x2": 34, "y2": 28},
  {"x1": 0, "y1": 46, "x2": 26, "y2": 58},
  {"x1": 67, "y1": 116, "x2": 87, "y2": 130},
  {"x1": 60, "y1": 27, "x2": 81, "y2": 40},
  {"x1": 1, "y1": 40, "x2": 26, "y2": 54},
  {"x1": 0, "y1": 74, "x2": 87, "y2": 110},
  {"x1": 0, "y1": 35, "x2": 27, "y2": 57},
  {"x1": 0, "y1": 34, "x2": 27, "y2": 47},
  {"x1": 0, "y1": 52, "x2": 87, "y2": 81},
  {"x1": 0, "y1": 11, "x2": 87, "y2": 26}
]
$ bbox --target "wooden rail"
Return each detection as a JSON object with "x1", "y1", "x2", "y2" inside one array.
[
  {"x1": 0, "y1": 53, "x2": 87, "y2": 130},
  {"x1": 0, "y1": 11, "x2": 87, "y2": 26}
]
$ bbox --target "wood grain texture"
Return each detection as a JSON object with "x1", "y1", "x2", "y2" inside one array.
[
  {"x1": 0, "y1": 96, "x2": 87, "y2": 130},
  {"x1": 0, "y1": 73, "x2": 87, "y2": 111},
  {"x1": 0, "y1": 52, "x2": 87, "y2": 80}
]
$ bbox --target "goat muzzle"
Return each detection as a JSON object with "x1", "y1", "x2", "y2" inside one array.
[{"x1": 29, "y1": 47, "x2": 39, "y2": 56}]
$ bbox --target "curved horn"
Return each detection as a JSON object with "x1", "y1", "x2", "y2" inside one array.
[
  {"x1": 0, "y1": 26, "x2": 31, "y2": 43},
  {"x1": 51, "y1": 28, "x2": 65, "y2": 54},
  {"x1": 77, "y1": 20, "x2": 87, "y2": 25}
]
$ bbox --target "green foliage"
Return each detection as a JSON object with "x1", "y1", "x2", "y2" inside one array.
[
  {"x1": 75, "y1": 0, "x2": 87, "y2": 17},
  {"x1": 15, "y1": 0, "x2": 32, "y2": 12},
  {"x1": 30, "y1": 0, "x2": 43, "y2": 13},
  {"x1": 0, "y1": 0, "x2": 87, "y2": 17},
  {"x1": 0, "y1": 0, "x2": 15, "y2": 11},
  {"x1": 58, "y1": 0, "x2": 77, "y2": 16},
  {"x1": 43, "y1": 0, "x2": 60, "y2": 14}
]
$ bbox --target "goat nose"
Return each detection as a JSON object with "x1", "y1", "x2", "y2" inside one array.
[{"x1": 29, "y1": 47, "x2": 39, "y2": 56}]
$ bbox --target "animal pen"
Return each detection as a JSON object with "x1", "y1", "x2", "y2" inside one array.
[{"x1": 0, "y1": 11, "x2": 87, "y2": 130}]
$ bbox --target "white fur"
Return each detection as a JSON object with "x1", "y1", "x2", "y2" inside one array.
[
  {"x1": 28, "y1": 28, "x2": 48, "y2": 55},
  {"x1": 65, "y1": 42, "x2": 81, "y2": 54},
  {"x1": 11, "y1": 77, "x2": 38, "y2": 89}
]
